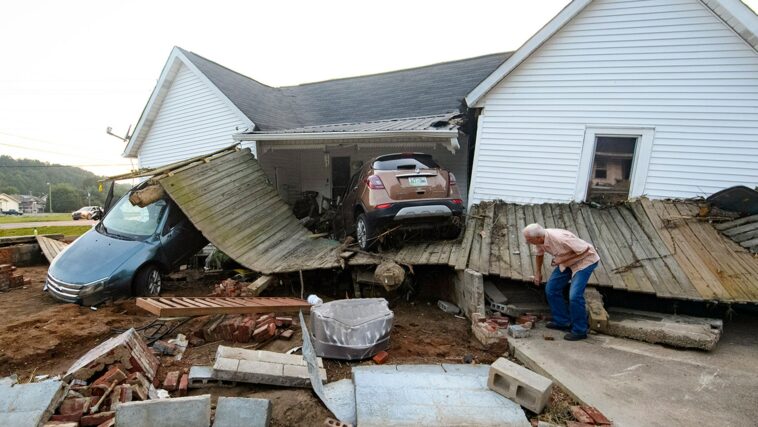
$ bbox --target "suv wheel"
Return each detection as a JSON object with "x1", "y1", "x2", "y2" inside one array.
[
  {"x1": 356, "y1": 213, "x2": 375, "y2": 250},
  {"x1": 135, "y1": 265, "x2": 162, "y2": 297}
]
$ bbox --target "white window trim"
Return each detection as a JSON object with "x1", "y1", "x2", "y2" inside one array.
[{"x1": 575, "y1": 126, "x2": 655, "y2": 202}]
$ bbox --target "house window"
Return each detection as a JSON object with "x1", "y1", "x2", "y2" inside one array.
[{"x1": 587, "y1": 136, "x2": 637, "y2": 204}]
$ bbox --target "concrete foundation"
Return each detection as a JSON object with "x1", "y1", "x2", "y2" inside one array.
[
  {"x1": 508, "y1": 316, "x2": 758, "y2": 427},
  {"x1": 452, "y1": 269, "x2": 485, "y2": 319},
  {"x1": 602, "y1": 308, "x2": 722, "y2": 351}
]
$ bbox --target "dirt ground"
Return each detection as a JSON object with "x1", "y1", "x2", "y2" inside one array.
[{"x1": 0, "y1": 265, "x2": 576, "y2": 426}]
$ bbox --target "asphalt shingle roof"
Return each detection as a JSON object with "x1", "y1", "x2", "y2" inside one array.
[{"x1": 178, "y1": 48, "x2": 511, "y2": 131}]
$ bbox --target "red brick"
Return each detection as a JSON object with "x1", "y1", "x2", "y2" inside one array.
[
  {"x1": 178, "y1": 373, "x2": 189, "y2": 397},
  {"x1": 50, "y1": 413, "x2": 83, "y2": 423},
  {"x1": 516, "y1": 314, "x2": 539, "y2": 326},
  {"x1": 581, "y1": 405, "x2": 612, "y2": 425},
  {"x1": 252, "y1": 324, "x2": 272, "y2": 342},
  {"x1": 570, "y1": 406, "x2": 595, "y2": 424},
  {"x1": 97, "y1": 418, "x2": 116, "y2": 427},
  {"x1": 279, "y1": 329, "x2": 294, "y2": 340},
  {"x1": 80, "y1": 411, "x2": 115, "y2": 426},
  {"x1": 372, "y1": 351, "x2": 389, "y2": 365},
  {"x1": 92, "y1": 366, "x2": 126, "y2": 387},
  {"x1": 163, "y1": 371, "x2": 180, "y2": 391},
  {"x1": 59, "y1": 397, "x2": 91, "y2": 416},
  {"x1": 565, "y1": 422, "x2": 596, "y2": 427},
  {"x1": 119, "y1": 384, "x2": 133, "y2": 403},
  {"x1": 267, "y1": 322, "x2": 276, "y2": 336}
]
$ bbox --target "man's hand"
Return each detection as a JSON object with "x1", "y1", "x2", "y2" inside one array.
[{"x1": 531, "y1": 275, "x2": 542, "y2": 286}]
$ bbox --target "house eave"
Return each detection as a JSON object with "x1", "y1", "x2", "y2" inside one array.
[{"x1": 233, "y1": 129, "x2": 459, "y2": 142}]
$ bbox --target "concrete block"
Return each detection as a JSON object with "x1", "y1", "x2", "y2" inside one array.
[
  {"x1": 0, "y1": 379, "x2": 66, "y2": 427},
  {"x1": 115, "y1": 394, "x2": 211, "y2": 427},
  {"x1": 212, "y1": 346, "x2": 325, "y2": 388},
  {"x1": 508, "y1": 325, "x2": 531, "y2": 338},
  {"x1": 488, "y1": 357, "x2": 553, "y2": 414},
  {"x1": 187, "y1": 366, "x2": 235, "y2": 388},
  {"x1": 604, "y1": 308, "x2": 722, "y2": 350},
  {"x1": 212, "y1": 397, "x2": 271, "y2": 427}
]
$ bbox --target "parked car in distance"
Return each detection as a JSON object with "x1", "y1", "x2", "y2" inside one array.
[
  {"x1": 72, "y1": 206, "x2": 103, "y2": 220},
  {"x1": 45, "y1": 190, "x2": 208, "y2": 306},
  {"x1": 333, "y1": 152, "x2": 464, "y2": 250},
  {"x1": 1, "y1": 209, "x2": 23, "y2": 216}
]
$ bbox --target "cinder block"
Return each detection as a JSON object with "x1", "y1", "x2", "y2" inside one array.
[
  {"x1": 508, "y1": 324, "x2": 531, "y2": 338},
  {"x1": 487, "y1": 357, "x2": 553, "y2": 413},
  {"x1": 115, "y1": 395, "x2": 211, "y2": 427},
  {"x1": 212, "y1": 397, "x2": 271, "y2": 427}
]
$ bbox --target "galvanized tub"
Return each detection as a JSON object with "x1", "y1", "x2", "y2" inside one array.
[{"x1": 309, "y1": 298, "x2": 393, "y2": 360}]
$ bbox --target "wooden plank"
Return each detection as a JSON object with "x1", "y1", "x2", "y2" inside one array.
[
  {"x1": 645, "y1": 200, "x2": 723, "y2": 301},
  {"x1": 505, "y1": 204, "x2": 523, "y2": 280},
  {"x1": 136, "y1": 297, "x2": 310, "y2": 317},
  {"x1": 558, "y1": 204, "x2": 600, "y2": 286},
  {"x1": 608, "y1": 207, "x2": 662, "y2": 295},
  {"x1": 594, "y1": 209, "x2": 645, "y2": 293},
  {"x1": 480, "y1": 203, "x2": 495, "y2": 275},
  {"x1": 569, "y1": 204, "x2": 609, "y2": 286},
  {"x1": 580, "y1": 206, "x2": 629, "y2": 290},
  {"x1": 539, "y1": 204, "x2": 557, "y2": 280},
  {"x1": 37, "y1": 236, "x2": 69, "y2": 264},
  {"x1": 454, "y1": 205, "x2": 479, "y2": 270},
  {"x1": 515, "y1": 204, "x2": 534, "y2": 281},
  {"x1": 674, "y1": 203, "x2": 755, "y2": 301},
  {"x1": 523, "y1": 204, "x2": 539, "y2": 279},
  {"x1": 714, "y1": 214, "x2": 758, "y2": 231}
]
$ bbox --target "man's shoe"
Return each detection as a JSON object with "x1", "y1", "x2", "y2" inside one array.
[
  {"x1": 546, "y1": 322, "x2": 571, "y2": 331},
  {"x1": 563, "y1": 332, "x2": 588, "y2": 341}
]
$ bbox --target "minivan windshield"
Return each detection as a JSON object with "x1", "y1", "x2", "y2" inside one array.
[
  {"x1": 100, "y1": 195, "x2": 167, "y2": 239},
  {"x1": 372, "y1": 154, "x2": 440, "y2": 170}
]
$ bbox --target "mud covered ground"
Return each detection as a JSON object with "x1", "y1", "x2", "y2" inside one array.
[{"x1": 0, "y1": 265, "x2": 575, "y2": 426}]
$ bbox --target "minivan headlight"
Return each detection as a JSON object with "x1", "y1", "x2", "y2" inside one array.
[{"x1": 79, "y1": 277, "x2": 110, "y2": 296}]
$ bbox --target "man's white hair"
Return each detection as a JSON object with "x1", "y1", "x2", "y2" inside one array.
[{"x1": 522, "y1": 223, "x2": 545, "y2": 238}]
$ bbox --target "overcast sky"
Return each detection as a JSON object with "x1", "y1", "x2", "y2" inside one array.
[{"x1": 1, "y1": 0, "x2": 756, "y2": 176}]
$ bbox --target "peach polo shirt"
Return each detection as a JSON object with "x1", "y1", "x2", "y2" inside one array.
[{"x1": 534, "y1": 228, "x2": 600, "y2": 273}]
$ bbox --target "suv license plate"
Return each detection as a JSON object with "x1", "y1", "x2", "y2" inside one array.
[{"x1": 408, "y1": 177, "x2": 428, "y2": 186}]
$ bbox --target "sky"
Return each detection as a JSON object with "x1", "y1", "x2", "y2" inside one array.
[{"x1": 0, "y1": 0, "x2": 756, "y2": 177}]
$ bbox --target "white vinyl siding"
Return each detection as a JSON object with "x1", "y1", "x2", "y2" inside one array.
[
  {"x1": 138, "y1": 63, "x2": 251, "y2": 168},
  {"x1": 470, "y1": 0, "x2": 758, "y2": 205}
]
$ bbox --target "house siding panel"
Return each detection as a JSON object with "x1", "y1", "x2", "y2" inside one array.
[
  {"x1": 470, "y1": 0, "x2": 758, "y2": 205},
  {"x1": 138, "y1": 63, "x2": 251, "y2": 168}
]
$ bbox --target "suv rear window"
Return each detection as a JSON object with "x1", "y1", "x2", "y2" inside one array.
[{"x1": 372, "y1": 154, "x2": 440, "y2": 170}]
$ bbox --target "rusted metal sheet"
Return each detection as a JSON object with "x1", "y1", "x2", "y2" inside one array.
[{"x1": 156, "y1": 147, "x2": 341, "y2": 274}]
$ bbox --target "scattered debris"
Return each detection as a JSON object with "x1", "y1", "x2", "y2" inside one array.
[
  {"x1": 65, "y1": 328, "x2": 159, "y2": 383},
  {"x1": 488, "y1": 357, "x2": 553, "y2": 414},
  {"x1": 193, "y1": 312, "x2": 295, "y2": 344},
  {"x1": 353, "y1": 364, "x2": 530, "y2": 426},
  {"x1": 309, "y1": 298, "x2": 393, "y2": 360},
  {"x1": 213, "y1": 396, "x2": 271, "y2": 427},
  {"x1": 569, "y1": 405, "x2": 612, "y2": 425},
  {"x1": 373, "y1": 260, "x2": 405, "y2": 292},
  {"x1": 371, "y1": 351, "x2": 389, "y2": 365},
  {"x1": 472, "y1": 313, "x2": 509, "y2": 345},
  {"x1": 437, "y1": 300, "x2": 461, "y2": 314},
  {"x1": 0, "y1": 263, "x2": 29, "y2": 291},
  {"x1": 212, "y1": 345, "x2": 326, "y2": 388},
  {"x1": 324, "y1": 417, "x2": 353, "y2": 427},
  {"x1": 508, "y1": 324, "x2": 531, "y2": 339}
]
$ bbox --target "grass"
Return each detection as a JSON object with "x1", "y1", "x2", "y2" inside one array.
[
  {"x1": 0, "y1": 225, "x2": 92, "y2": 237},
  {"x1": 0, "y1": 213, "x2": 72, "y2": 224}
]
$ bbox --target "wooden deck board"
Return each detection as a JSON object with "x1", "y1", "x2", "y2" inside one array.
[{"x1": 136, "y1": 297, "x2": 310, "y2": 317}]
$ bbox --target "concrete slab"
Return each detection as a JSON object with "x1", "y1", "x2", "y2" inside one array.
[
  {"x1": 603, "y1": 308, "x2": 722, "y2": 350},
  {"x1": 0, "y1": 379, "x2": 66, "y2": 427},
  {"x1": 509, "y1": 317, "x2": 758, "y2": 427},
  {"x1": 212, "y1": 397, "x2": 271, "y2": 427},
  {"x1": 352, "y1": 364, "x2": 530, "y2": 427},
  {"x1": 115, "y1": 394, "x2": 211, "y2": 427},
  {"x1": 212, "y1": 346, "x2": 326, "y2": 388},
  {"x1": 301, "y1": 311, "x2": 357, "y2": 425},
  {"x1": 187, "y1": 366, "x2": 236, "y2": 388}
]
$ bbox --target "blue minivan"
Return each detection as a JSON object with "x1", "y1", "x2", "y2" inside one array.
[{"x1": 45, "y1": 191, "x2": 208, "y2": 306}]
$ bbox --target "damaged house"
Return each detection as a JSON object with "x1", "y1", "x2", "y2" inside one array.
[{"x1": 122, "y1": 47, "x2": 513, "y2": 206}]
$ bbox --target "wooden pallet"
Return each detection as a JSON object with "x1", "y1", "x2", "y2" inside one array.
[
  {"x1": 36, "y1": 235, "x2": 69, "y2": 263},
  {"x1": 136, "y1": 296, "x2": 311, "y2": 317}
]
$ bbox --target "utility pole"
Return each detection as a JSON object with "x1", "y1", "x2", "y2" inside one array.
[{"x1": 47, "y1": 182, "x2": 52, "y2": 213}]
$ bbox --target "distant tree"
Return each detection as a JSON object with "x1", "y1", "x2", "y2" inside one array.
[
  {"x1": 46, "y1": 183, "x2": 83, "y2": 213},
  {"x1": 0, "y1": 186, "x2": 19, "y2": 195}
]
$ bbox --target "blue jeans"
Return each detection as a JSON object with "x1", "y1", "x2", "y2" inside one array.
[{"x1": 545, "y1": 262, "x2": 598, "y2": 335}]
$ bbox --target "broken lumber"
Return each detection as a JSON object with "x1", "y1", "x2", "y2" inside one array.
[
  {"x1": 247, "y1": 275, "x2": 276, "y2": 296},
  {"x1": 136, "y1": 297, "x2": 310, "y2": 317}
]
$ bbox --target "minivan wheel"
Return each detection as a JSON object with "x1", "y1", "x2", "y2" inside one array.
[
  {"x1": 356, "y1": 214, "x2": 375, "y2": 250},
  {"x1": 135, "y1": 265, "x2": 162, "y2": 297}
]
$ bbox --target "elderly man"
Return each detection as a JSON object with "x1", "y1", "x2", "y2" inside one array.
[{"x1": 522, "y1": 223, "x2": 600, "y2": 341}]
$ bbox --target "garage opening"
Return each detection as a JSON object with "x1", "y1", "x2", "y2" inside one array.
[{"x1": 587, "y1": 136, "x2": 637, "y2": 204}]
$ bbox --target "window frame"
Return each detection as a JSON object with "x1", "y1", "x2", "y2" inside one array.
[{"x1": 575, "y1": 126, "x2": 655, "y2": 202}]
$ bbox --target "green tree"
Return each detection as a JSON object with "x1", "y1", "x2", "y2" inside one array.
[
  {"x1": 46, "y1": 183, "x2": 83, "y2": 213},
  {"x1": 0, "y1": 186, "x2": 19, "y2": 195}
]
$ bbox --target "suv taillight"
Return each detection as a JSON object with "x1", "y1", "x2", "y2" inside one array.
[
  {"x1": 449, "y1": 173, "x2": 457, "y2": 186},
  {"x1": 366, "y1": 175, "x2": 385, "y2": 190}
]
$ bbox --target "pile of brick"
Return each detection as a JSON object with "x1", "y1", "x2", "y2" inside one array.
[
  {"x1": 194, "y1": 313, "x2": 295, "y2": 345},
  {"x1": 161, "y1": 369, "x2": 190, "y2": 397},
  {"x1": 0, "y1": 263, "x2": 30, "y2": 291},
  {"x1": 472, "y1": 312, "x2": 510, "y2": 345},
  {"x1": 209, "y1": 278, "x2": 255, "y2": 297},
  {"x1": 52, "y1": 328, "x2": 161, "y2": 426},
  {"x1": 567, "y1": 405, "x2": 613, "y2": 426}
]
